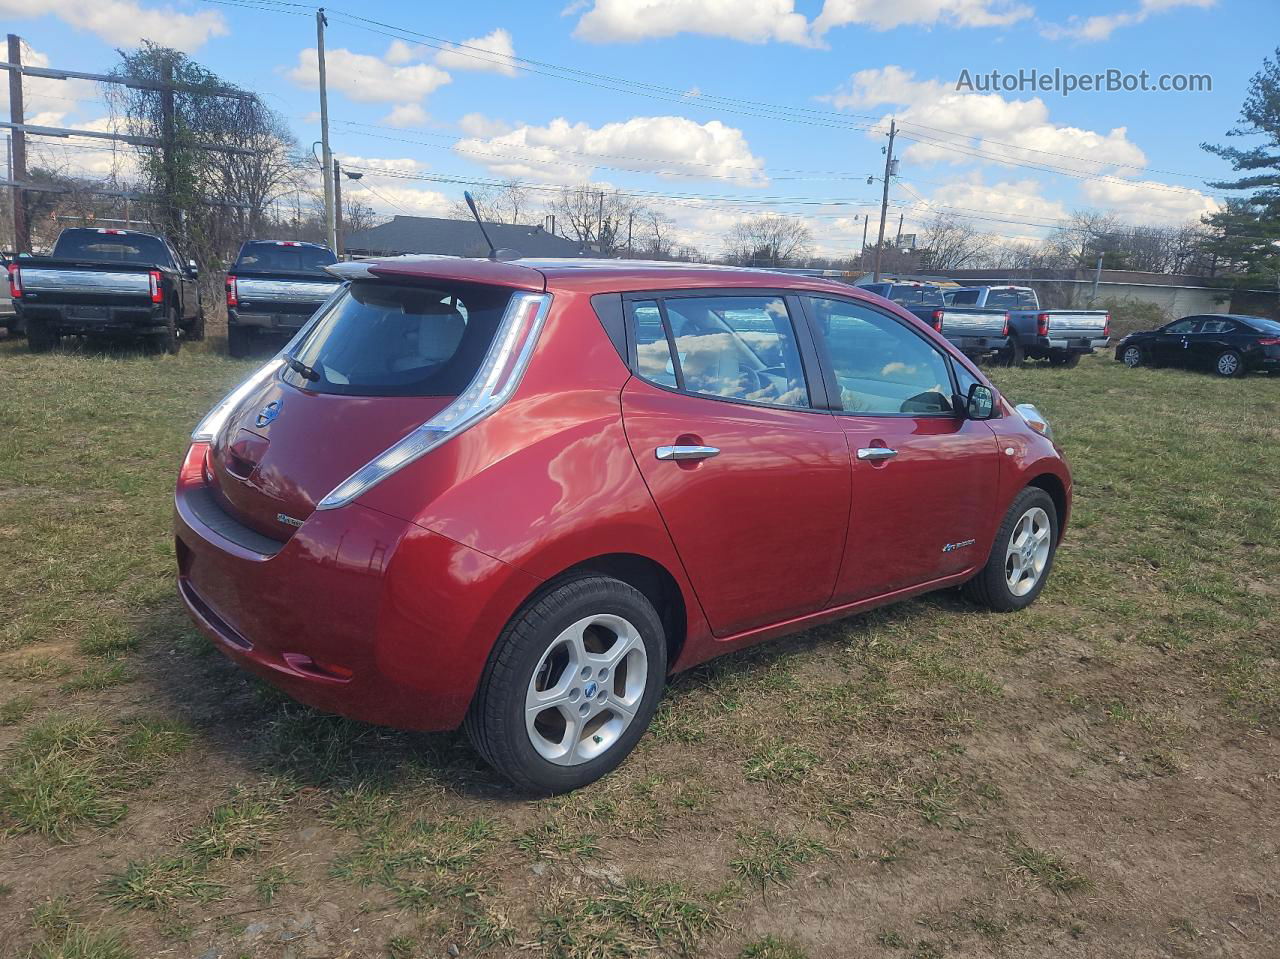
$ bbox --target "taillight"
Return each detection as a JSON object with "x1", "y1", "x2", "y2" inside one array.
[
  {"x1": 317, "y1": 291, "x2": 553, "y2": 510},
  {"x1": 149, "y1": 270, "x2": 163, "y2": 304},
  {"x1": 1102, "y1": 313, "x2": 1111, "y2": 337},
  {"x1": 1259, "y1": 337, "x2": 1280, "y2": 346},
  {"x1": 7, "y1": 262, "x2": 20, "y2": 298},
  {"x1": 1002, "y1": 312, "x2": 1010, "y2": 336},
  {"x1": 1037, "y1": 312, "x2": 1050, "y2": 336},
  {"x1": 226, "y1": 275, "x2": 238, "y2": 307},
  {"x1": 931, "y1": 309, "x2": 944, "y2": 332}
]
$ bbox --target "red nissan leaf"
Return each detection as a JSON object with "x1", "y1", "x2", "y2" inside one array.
[{"x1": 175, "y1": 257, "x2": 1071, "y2": 793}]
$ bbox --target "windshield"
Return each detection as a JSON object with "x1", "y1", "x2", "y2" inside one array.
[
  {"x1": 284, "y1": 280, "x2": 512, "y2": 397},
  {"x1": 51, "y1": 230, "x2": 173, "y2": 267},
  {"x1": 888, "y1": 285, "x2": 943, "y2": 308},
  {"x1": 234, "y1": 242, "x2": 336, "y2": 275}
]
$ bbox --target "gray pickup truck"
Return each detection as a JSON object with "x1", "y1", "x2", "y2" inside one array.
[
  {"x1": 10, "y1": 228, "x2": 203, "y2": 353},
  {"x1": 226, "y1": 240, "x2": 341, "y2": 357},
  {"x1": 945, "y1": 285, "x2": 1109, "y2": 367},
  {"x1": 858, "y1": 281, "x2": 1012, "y2": 361}
]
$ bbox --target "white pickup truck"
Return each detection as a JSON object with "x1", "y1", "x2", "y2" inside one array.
[{"x1": 945, "y1": 286, "x2": 1110, "y2": 367}]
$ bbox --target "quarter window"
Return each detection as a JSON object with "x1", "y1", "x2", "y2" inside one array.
[
  {"x1": 806, "y1": 297, "x2": 956, "y2": 415},
  {"x1": 627, "y1": 295, "x2": 811, "y2": 409},
  {"x1": 1198, "y1": 319, "x2": 1236, "y2": 334}
]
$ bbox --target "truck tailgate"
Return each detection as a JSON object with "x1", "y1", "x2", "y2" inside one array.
[
  {"x1": 1045, "y1": 311, "x2": 1108, "y2": 337},
  {"x1": 235, "y1": 277, "x2": 340, "y2": 305},
  {"x1": 939, "y1": 309, "x2": 1006, "y2": 337},
  {"x1": 22, "y1": 268, "x2": 151, "y2": 297}
]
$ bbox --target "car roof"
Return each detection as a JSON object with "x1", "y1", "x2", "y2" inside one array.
[{"x1": 333, "y1": 255, "x2": 868, "y2": 298}]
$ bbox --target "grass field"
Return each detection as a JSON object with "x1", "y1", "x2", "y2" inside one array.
[{"x1": 0, "y1": 336, "x2": 1277, "y2": 959}]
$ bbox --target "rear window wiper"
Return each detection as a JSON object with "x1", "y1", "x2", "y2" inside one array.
[{"x1": 285, "y1": 354, "x2": 320, "y2": 381}]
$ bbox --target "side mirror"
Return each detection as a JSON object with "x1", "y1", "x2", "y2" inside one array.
[
  {"x1": 187, "y1": 259, "x2": 198, "y2": 276},
  {"x1": 965, "y1": 383, "x2": 995, "y2": 420}
]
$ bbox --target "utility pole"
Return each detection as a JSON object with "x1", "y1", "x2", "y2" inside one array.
[
  {"x1": 626, "y1": 211, "x2": 633, "y2": 258},
  {"x1": 872, "y1": 118, "x2": 896, "y2": 283},
  {"x1": 596, "y1": 191, "x2": 604, "y2": 255},
  {"x1": 316, "y1": 8, "x2": 336, "y2": 253},
  {"x1": 159, "y1": 58, "x2": 178, "y2": 236},
  {"x1": 333, "y1": 157, "x2": 342, "y2": 258},
  {"x1": 7, "y1": 34, "x2": 29, "y2": 253},
  {"x1": 859, "y1": 214, "x2": 869, "y2": 270},
  {"x1": 895, "y1": 213, "x2": 903, "y2": 247}
]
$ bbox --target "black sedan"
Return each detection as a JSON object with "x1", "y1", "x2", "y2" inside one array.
[{"x1": 1115, "y1": 314, "x2": 1280, "y2": 377}]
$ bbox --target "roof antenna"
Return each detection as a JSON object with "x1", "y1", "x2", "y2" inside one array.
[{"x1": 463, "y1": 191, "x2": 521, "y2": 261}]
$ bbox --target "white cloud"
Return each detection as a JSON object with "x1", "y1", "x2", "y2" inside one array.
[
  {"x1": 825, "y1": 65, "x2": 1147, "y2": 176},
  {"x1": 350, "y1": 183, "x2": 452, "y2": 218},
  {"x1": 814, "y1": 0, "x2": 1032, "y2": 35},
  {"x1": 435, "y1": 29, "x2": 518, "y2": 77},
  {"x1": 1080, "y1": 178, "x2": 1218, "y2": 222},
  {"x1": 0, "y1": 0, "x2": 227, "y2": 51},
  {"x1": 336, "y1": 155, "x2": 424, "y2": 174},
  {"x1": 1042, "y1": 0, "x2": 1215, "y2": 42},
  {"x1": 383, "y1": 103, "x2": 429, "y2": 128},
  {"x1": 0, "y1": 43, "x2": 97, "y2": 128},
  {"x1": 454, "y1": 115, "x2": 768, "y2": 185},
  {"x1": 909, "y1": 173, "x2": 1071, "y2": 238},
  {"x1": 573, "y1": 0, "x2": 814, "y2": 45},
  {"x1": 287, "y1": 45, "x2": 451, "y2": 105},
  {"x1": 458, "y1": 113, "x2": 513, "y2": 138}
]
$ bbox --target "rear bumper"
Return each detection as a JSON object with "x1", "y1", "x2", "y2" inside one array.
[
  {"x1": 173, "y1": 444, "x2": 542, "y2": 731},
  {"x1": 945, "y1": 334, "x2": 1010, "y2": 353},
  {"x1": 228, "y1": 308, "x2": 316, "y2": 332},
  {"x1": 1041, "y1": 336, "x2": 1108, "y2": 353},
  {"x1": 17, "y1": 301, "x2": 166, "y2": 333}
]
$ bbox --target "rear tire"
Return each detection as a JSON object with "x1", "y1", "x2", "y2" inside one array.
[
  {"x1": 1215, "y1": 349, "x2": 1245, "y2": 378},
  {"x1": 150, "y1": 310, "x2": 180, "y2": 355},
  {"x1": 1049, "y1": 352, "x2": 1080, "y2": 368},
  {"x1": 963, "y1": 487, "x2": 1059, "y2": 613},
  {"x1": 465, "y1": 575, "x2": 667, "y2": 794},
  {"x1": 227, "y1": 324, "x2": 253, "y2": 358},
  {"x1": 26, "y1": 317, "x2": 60, "y2": 353},
  {"x1": 184, "y1": 312, "x2": 206, "y2": 342},
  {"x1": 997, "y1": 341, "x2": 1024, "y2": 367}
]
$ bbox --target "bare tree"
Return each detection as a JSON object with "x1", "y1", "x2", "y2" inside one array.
[
  {"x1": 636, "y1": 209, "x2": 676, "y2": 259},
  {"x1": 919, "y1": 212, "x2": 992, "y2": 269},
  {"x1": 450, "y1": 179, "x2": 533, "y2": 225},
  {"x1": 549, "y1": 185, "x2": 646, "y2": 256},
  {"x1": 724, "y1": 214, "x2": 812, "y2": 266}
]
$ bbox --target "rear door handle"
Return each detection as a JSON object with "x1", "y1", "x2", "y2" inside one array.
[
  {"x1": 656, "y1": 445, "x2": 720, "y2": 461},
  {"x1": 856, "y1": 446, "x2": 898, "y2": 461}
]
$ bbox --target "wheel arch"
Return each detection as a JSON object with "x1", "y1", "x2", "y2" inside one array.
[
  {"x1": 529, "y1": 553, "x2": 689, "y2": 674},
  {"x1": 1026, "y1": 472, "x2": 1068, "y2": 542}
]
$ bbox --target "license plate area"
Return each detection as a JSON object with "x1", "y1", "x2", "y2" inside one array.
[{"x1": 67, "y1": 305, "x2": 109, "y2": 320}]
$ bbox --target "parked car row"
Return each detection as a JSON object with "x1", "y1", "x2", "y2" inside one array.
[
  {"x1": 1114, "y1": 313, "x2": 1280, "y2": 377},
  {"x1": 5, "y1": 229, "x2": 337, "y2": 356},
  {"x1": 857, "y1": 280, "x2": 1110, "y2": 368}
]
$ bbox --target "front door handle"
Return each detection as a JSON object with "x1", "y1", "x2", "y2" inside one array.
[
  {"x1": 656, "y1": 445, "x2": 720, "y2": 461},
  {"x1": 856, "y1": 446, "x2": 898, "y2": 461}
]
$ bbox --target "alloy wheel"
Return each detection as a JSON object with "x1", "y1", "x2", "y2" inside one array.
[
  {"x1": 525, "y1": 614, "x2": 648, "y2": 766},
  {"x1": 1123, "y1": 346, "x2": 1142, "y2": 367},
  {"x1": 1217, "y1": 352, "x2": 1239, "y2": 376},
  {"x1": 1004, "y1": 506, "x2": 1052, "y2": 597}
]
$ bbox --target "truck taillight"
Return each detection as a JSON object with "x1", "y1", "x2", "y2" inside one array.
[
  {"x1": 1102, "y1": 313, "x2": 1111, "y2": 337},
  {"x1": 1002, "y1": 312, "x2": 1010, "y2": 336},
  {"x1": 931, "y1": 309, "x2": 944, "y2": 332},
  {"x1": 226, "y1": 275, "x2": 238, "y2": 307},
  {"x1": 7, "y1": 262, "x2": 20, "y2": 298},
  {"x1": 148, "y1": 270, "x2": 163, "y2": 304},
  {"x1": 1036, "y1": 312, "x2": 1050, "y2": 336}
]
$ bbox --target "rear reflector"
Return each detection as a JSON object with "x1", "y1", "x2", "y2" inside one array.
[
  {"x1": 149, "y1": 270, "x2": 164, "y2": 304},
  {"x1": 317, "y1": 290, "x2": 553, "y2": 511},
  {"x1": 7, "y1": 262, "x2": 20, "y2": 298}
]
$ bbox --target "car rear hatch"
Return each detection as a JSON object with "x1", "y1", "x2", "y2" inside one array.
[{"x1": 204, "y1": 264, "x2": 544, "y2": 542}]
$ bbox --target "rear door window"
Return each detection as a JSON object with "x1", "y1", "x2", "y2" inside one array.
[
  {"x1": 626, "y1": 295, "x2": 811, "y2": 409},
  {"x1": 285, "y1": 280, "x2": 511, "y2": 397}
]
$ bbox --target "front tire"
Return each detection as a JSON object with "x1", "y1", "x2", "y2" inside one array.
[
  {"x1": 1215, "y1": 349, "x2": 1245, "y2": 378},
  {"x1": 964, "y1": 488, "x2": 1059, "y2": 613},
  {"x1": 465, "y1": 576, "x2": 667, "y2": 794},
  {"x1": 1120, "y1": 344, "x2": 1144, "y2": 368}
]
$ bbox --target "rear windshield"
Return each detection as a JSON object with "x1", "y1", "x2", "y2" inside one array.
[
  {"x1": 947, "y1": 289, "x2": 978, "y2": 305},
  {"x1": 51, "y1": 230, "x2": 173, "y2": 267},
  {"x1": 284, "y1": 280, "x2": 511, "y2": 397},
  {"x1": 1245, "y1": 317, "x2": 1280, "y2": 335},
  {"x1": 984, "y1": 289, "x2": 1033, "y2": 309},
  {"x1": 234, "y1": 242, "x2": 336, "y2": 275},
  {"x1": 888, "y1": 285, "x2": 943, "y2": 308}
]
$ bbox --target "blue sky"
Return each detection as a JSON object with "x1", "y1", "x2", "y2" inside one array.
[{"x1": 5, "y1": 0, "x2": 1278, "y2": 255}]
